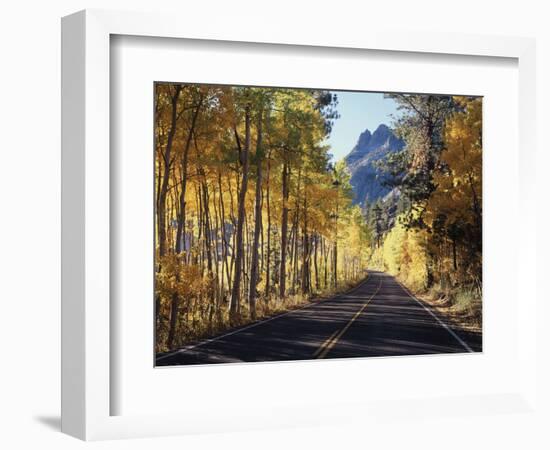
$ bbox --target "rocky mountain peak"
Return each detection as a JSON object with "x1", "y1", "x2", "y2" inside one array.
[
  {"x1": 344, "y1": 124, "x2": 404, "y2": 206},
  {"x1": 357, "y1": 129, "x2": 372, "y2": 147}
]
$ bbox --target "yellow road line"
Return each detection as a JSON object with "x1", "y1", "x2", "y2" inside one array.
[
  {"x1": 316, "y1": 278, "x2": 382, "y2": 359},
  {"x1": 312, "y1": 330, "x2": 339, "y2": 357}
]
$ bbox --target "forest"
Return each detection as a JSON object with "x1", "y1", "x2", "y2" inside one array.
[
  {"x1": 155, "y1": 84, "x2": 482, "y2": 353},
  {"x1": 154, "y1": 84, "x2": 370, "y2": 351},
  {"x1": 367, "y1": 94, "x2": 482, "y2": 329}
]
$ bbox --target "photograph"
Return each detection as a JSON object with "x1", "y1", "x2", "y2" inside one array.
[{"x1": 154, "y1": 83, "x2": 483, "y2": 366}]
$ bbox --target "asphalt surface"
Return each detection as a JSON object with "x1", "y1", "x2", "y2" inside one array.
[{"x1": 156, "y1": 271, "x2": 482, "y2": 366}]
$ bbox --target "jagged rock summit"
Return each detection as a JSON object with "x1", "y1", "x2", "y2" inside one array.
[{"x1": 344, "y1": 124, "x2": 404, "y2": 207}]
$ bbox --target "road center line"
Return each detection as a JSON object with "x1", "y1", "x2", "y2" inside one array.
[
  {"x1": 316, "y1": 277, "x2": 382, "y2": 359},
  {"x1": 313, "y1": 330, "x2": 339, "y2": 358}
]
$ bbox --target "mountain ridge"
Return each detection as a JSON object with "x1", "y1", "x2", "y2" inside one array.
[{"x1": 344, "y1": 124, "x2": 404, "y2": 207}]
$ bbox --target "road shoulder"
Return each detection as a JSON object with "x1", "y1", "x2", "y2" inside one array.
[{"x1": 395, "y1": 279, "x2": 482, "y2": 352}]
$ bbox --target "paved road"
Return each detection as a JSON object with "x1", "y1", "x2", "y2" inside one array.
[{"x1": 156, "y1": 271, "x2": 482, "y2": 366}]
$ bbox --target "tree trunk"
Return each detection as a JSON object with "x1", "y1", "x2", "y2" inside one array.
[
  {"x1": 333, "y1": 240, "x2": 338, "y2": 288},
  {"x1": 158, "y1": 85, "x2": 182, "y2": 347},
  {"x1": 212, "y1": 185, "x2": 222, "y2": 303},
  {"x1": 323, "y1": 237, "x2": 328, "y2": 289},
  {"x1": 279, "y1": 159, "x2": 289, "y2": 298},
  {"x1": 313, "y1": 234, "x2": 319, "y2": 291},
  {"x1": 158, "y1": 85, "x2": 182, "y2": 259},
  {"x1": 301, "y1": 195, "x2": 309, "y2": 295},
  {"x1": 201, "y1": 177, "x2": 213, "y2": 274},
  {"x1": 292, "y1": 218, "x2": 299, "y2": 293},
  {"x1": 291, "y1": 169, "x2": 301, "y2": 294},
  {"x1": 229, "y1": 105, "x2": 251, "y2": 323},
  {"x1": 265, "y1": 154, "x2": 272, "y2": 300},
  {"x1": 452, "y1": 236, "x2": 458, "y2": 271},
  {"x1": 248, "y1": 110, "x2": 263, "y2": 319},
  {"x1": 166, "y1": 290, "x2": 180, "y2": 350},
  {"x1": 218, "y1": 172, "x2": 231, "y2": 296}
]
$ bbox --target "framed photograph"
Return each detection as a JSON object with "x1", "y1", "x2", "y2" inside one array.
[
  {"x1": 152, "y1": 83, "x2": 481, "y2": 368},
  {"x1": 62, "y1": 9, "x2": 537, "y2": 441}
]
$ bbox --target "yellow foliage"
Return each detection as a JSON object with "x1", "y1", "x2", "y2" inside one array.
[
  {"x1": 372, "y1": 217, "x2": 428, "y2": 291},
  {"x1": 155, "y1": 255, "x2": 209, "y2": 300},
  {"x1": 425, "y1": 97, "x2": 482, "y2": 228}
]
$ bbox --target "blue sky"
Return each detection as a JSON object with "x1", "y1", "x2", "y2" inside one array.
[{"x1": 325, "y1": 91, "x2": 400, "y2": 162}]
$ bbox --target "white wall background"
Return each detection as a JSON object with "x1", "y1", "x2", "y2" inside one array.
[{"x1": 0, "y1": 1, "x2": 547, "y2": 449}]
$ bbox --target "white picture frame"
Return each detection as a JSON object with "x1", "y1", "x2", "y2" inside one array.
[{"x1": 61, "y1": 9, "x2": 537, "y2": 441}]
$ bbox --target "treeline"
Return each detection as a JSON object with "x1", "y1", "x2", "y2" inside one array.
[
  {"x1": 155, "y1": 84, "x2": 369, "y2": 351},
  {"x1": 367, "y1": 95, "x2": 482, "y2": 323}
]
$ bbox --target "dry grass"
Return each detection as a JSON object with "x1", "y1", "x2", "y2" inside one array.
[{"x1": 415, "y1": 284, "x2": 482, "y2": 333}]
